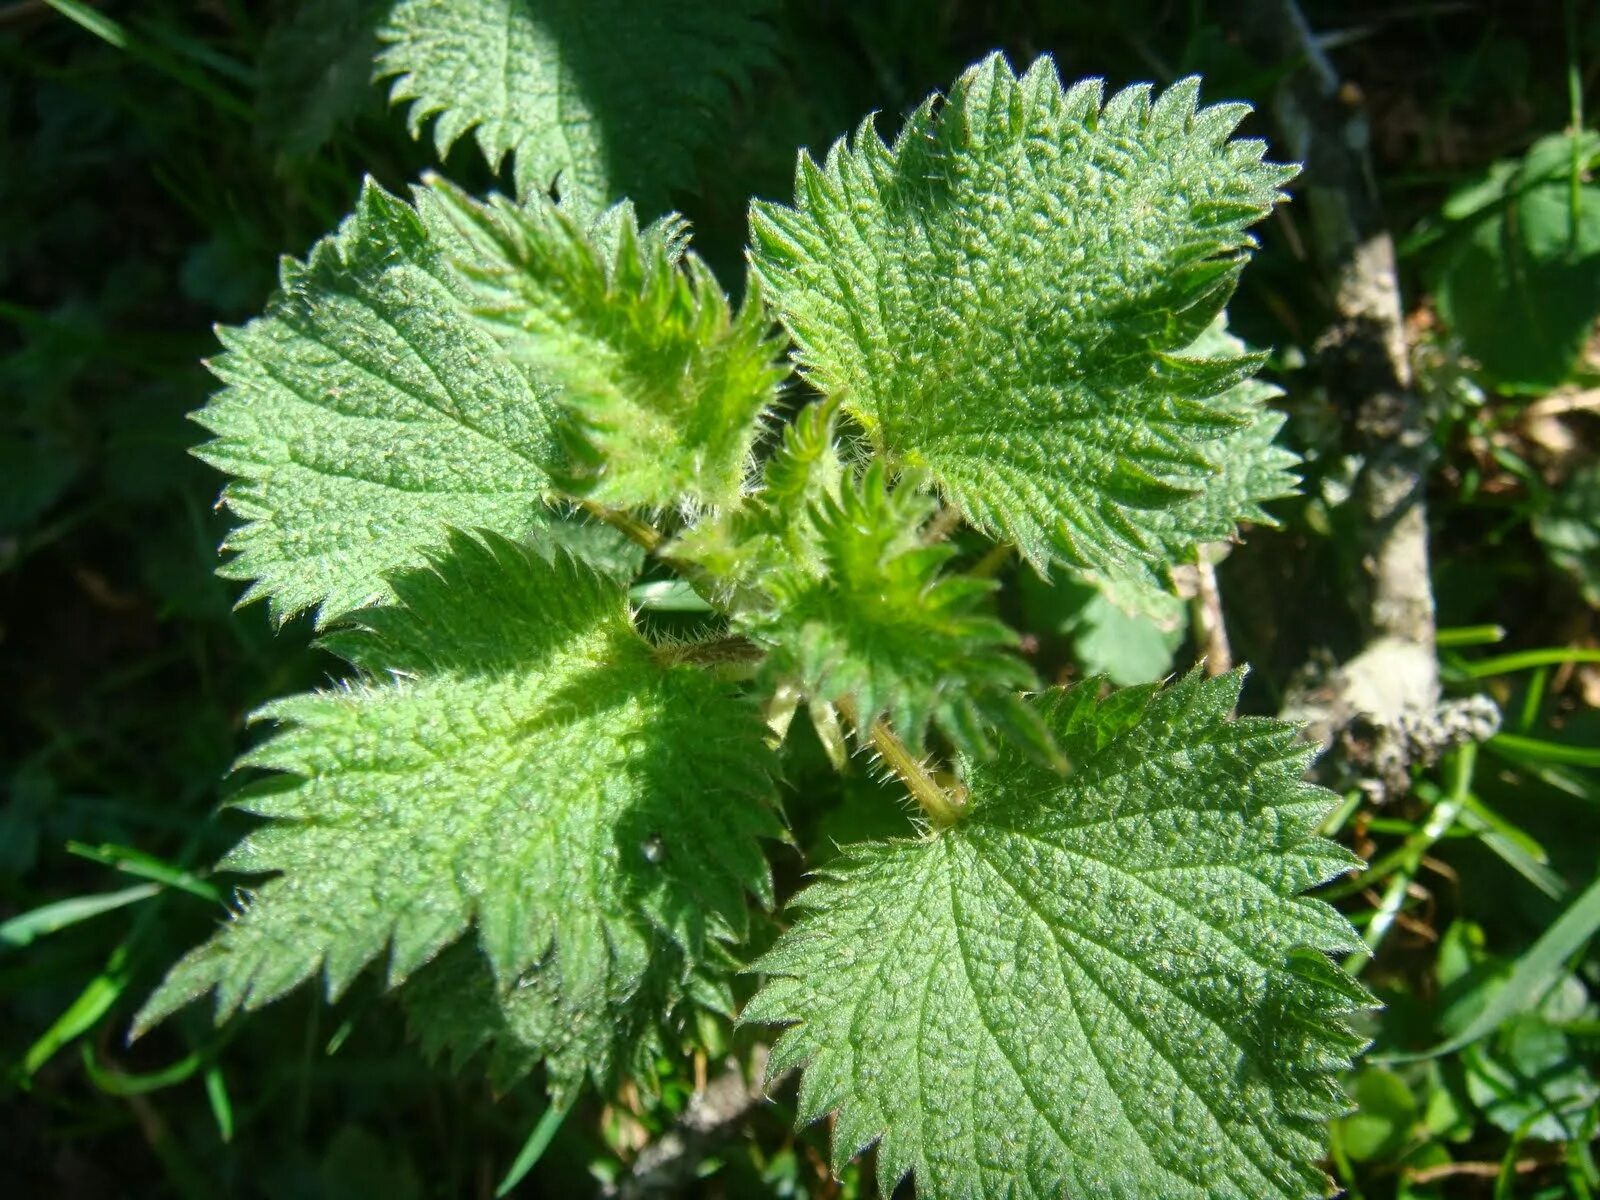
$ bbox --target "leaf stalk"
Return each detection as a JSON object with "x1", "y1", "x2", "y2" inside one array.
[{"x1": 837, "y1": 698, "x2": 965, "y2": 828}]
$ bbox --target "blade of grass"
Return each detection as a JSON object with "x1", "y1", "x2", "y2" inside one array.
[
  {"x1": 0, "y1": 883, "x2": 159, "y2": 949},
  {"x1": 1376, "y1": 871, "x2": 1600, "y2": 1062},
  {"x1": 496, "y1": 1099, "x2": 574, "y2": 1197},
  {"x1": 81, "y1": 1040, "x2": 204, "y2": 1095},
  {"x1": 66, "y1": 841, "x2": 221, "y2": 903},
  {"x1": 22, "y1": 943, "x2": 134, "y2": 1076},
  {"x1": 204, "y1": 1064, "x2": 235, "y2": 1143},
  {"x1": 1465, "y1": 648, "x2": 1600, "y2": 677},
  {"x1": 1437, "y1": 624, "x2": 1507, "y2": 648},
  {"x1": 1457, "y1": 793, "x2": 1567, "y2": 902},
  {"x1": 1518, "y1": 666, "x2": 1548, "y2": 731},
  {"x1": 43, "y1": 0, "x2": 252, "y2": 122},
  {"x1": 1491, "y1": 732, "x2": 1600, "y2": 768},
  {"x1": 1346, "y1": 746, "x2": 1476, "y2": 974}
]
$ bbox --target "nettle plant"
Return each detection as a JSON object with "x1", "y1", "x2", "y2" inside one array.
[{"x1": 140, "y1": 49, "x2": 1373, "y2": 1200}]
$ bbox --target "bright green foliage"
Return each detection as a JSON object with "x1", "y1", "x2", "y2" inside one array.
[
  {"x1": 1146, "y1": 317, "x2": 1298, "y2": 558},
  {"x1": 133, "y1": 532, "x2": 780, "y2": 1092},
  {"x1": 433, "y1": 180, "x2": 787, "y2": 511},
  {"x1": 192, "y1": 179, "x2": 562, "y2": 626},
  {"x1": 745, "y1": 670, "x2": 1370, "y2": 1200},
  {"x1": 155, "y1": 38, "x2": 1363, "y2": 1190},
  {"x1": 1078, "y1": 316, "x2": 1298, "y2": 615},
  {"x1": 667, "y1": 396, "x2": 848, "y2": 592},
  {"x1": 376, "y1": 0, "x2": 775, "y2": 213},
  {"x1": 1435, "y1": 132, "x2": 1600, "y2": 393},
  {"x1": 751, "y1": 53, "x2": 1295, "y2": 584}
]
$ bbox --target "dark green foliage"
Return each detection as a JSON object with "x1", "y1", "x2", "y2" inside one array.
[{"x1": 1434, "y1": 132, "x2": 1600, "y2": 393}]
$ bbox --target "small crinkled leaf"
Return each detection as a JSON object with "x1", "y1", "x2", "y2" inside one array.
[
  {"x1": 668, "y1": 396, "x2": 850, "y2": 592},
  {"x1": 751, "y1": 53, "x2": 1296, "y2": 584},
  {"x1": 134, "y1": 531, "x2": 780, "y2": 1092},
  {"x1": 429, "y1": 180, "x2": 787, "y2": 511},
  {"x1": 745, "y1": 669, "x2": 1370, "y2": 1200},
  {"x1": 674, "y1": 402, "x2": 1050, "y2": 763},
  {"x1": 192, "y1": 178, "x2": 566, "y2": 626},
  {"x1": 754, "y1": 463, "x2": 1042, "y2": 759},
  {"x1": 376, "y1": 0, "x2": 775, "y2": 213},
  {"x1": 1436, "y1": 132, "x2": 1600, "y2": 393}
]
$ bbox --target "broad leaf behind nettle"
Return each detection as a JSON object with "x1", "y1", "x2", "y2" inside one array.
[
  {"x1": 745, "y1": 671, "x2": 1371, "y2": 1200},
  {"x1": 157, "y1": 40, "x2": 1366, "y2": 1197},
  {"x1": 135, "y1": 533, "x2": 780, "y2": 1089},
  {"x1": 377, "y1": 0, "x2": 775, "y2": 213},
  {"x1": 752, "y1": 53, "x2": 1295, "y2": 586}
]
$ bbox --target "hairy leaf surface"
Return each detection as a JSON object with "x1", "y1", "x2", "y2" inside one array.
[
  {"x1": 135, "y1": 532, "x2": 780, "y2": 1091},
  {"x1": 673, "y1": 403, "x2": 1049, "y2": 761},
  {"x1": 745, "y1": 670, "x2": 1369, "y2": 1199},
  {"x1": 192, "y1": 179, "x2": 565, "y2": 625},
  {"x1": 401, "y1": 937, "x2": 724, "y2": 1096},
  {"x1": 1085, "y1": 315, "x2": 1299, "y2": 613},
  {"x1": 751, "y1": 53, "x2": 1295, "y2": 584},
  {"x1": 377, "y1": 0, "x2": 775, "y2": 212},
  {"x1": 432, "y1": 182, "x2": 787, "y2": 511}
]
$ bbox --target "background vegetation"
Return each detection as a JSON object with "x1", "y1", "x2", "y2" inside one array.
[{"x1": 3, "y1": 0, "x2": 1598, "y2": 1196}]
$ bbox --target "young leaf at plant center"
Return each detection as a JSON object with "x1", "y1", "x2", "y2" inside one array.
[
  {"x1": 133, "y1": 531, "x2": 782, "y2": 1097},
  {"x1": 431, "y1": 180, "x2": 787, "y2": 512},
  {"x1": 672, "y1": 401, "x2": 1054, "y2": 763},
  {"x1": 377, "y1": 0, "x2": 775, "y2": 214},
  {"x1": 667, "y1": 395, "x2": 849, "y2": 595},
  {"x1": 744, "y1": 669, "x2": 1371, "y2": 1200},
  {"x1": 1434, "y1": 132, "x2": 1600, "y2": 394},
  {"x1": 192, "y1": 178, "x2": 573, "y2": 626},
  {"x1": 751, "y1": 53, "x2": 1296, "y2": 587}
]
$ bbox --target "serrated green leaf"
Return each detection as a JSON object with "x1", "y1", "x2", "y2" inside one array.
[
  {"x1": 376, "y1": 0, "x2": 775, "y2": 213},
  {"x1": 134, "y1": 531, "x2": 780, "y2": 1093},
  {"x1": 192, "y1": 178, "x2": 567, "y2": 626},
  {"x1": 429, "y1": 179, "x2": 787, "y2": 512},
  {"x1": 751, "y1": 53, "x2": 1295, "y2": 585},
  {"x1": 745, "y1": 669, "x2": 1369, "y2": 1199},
  {"x1": 1081, "y1": 314, "x2": 1299, "y2": 615}
]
